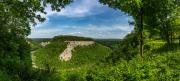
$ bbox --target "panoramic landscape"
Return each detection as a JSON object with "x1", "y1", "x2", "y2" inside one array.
[{"x1": 0, "y1": 0, "x2": 180, "y2": 81}]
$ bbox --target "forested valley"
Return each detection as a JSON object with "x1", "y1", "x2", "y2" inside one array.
[{"x1": 0, "y1": 0, "x2": 180, "y2": 81}]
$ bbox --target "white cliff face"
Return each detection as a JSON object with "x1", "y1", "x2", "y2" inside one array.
[
  {"x1": 59, "y1": 41, "x2": 95, "y2": 61},
  {"x1": 40, "y1": 42, "x2": 50, "y2": 47}
]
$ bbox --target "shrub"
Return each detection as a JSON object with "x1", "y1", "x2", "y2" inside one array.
[{"x1": 86, "y1": 50, "x2": 180, "y2": 81}]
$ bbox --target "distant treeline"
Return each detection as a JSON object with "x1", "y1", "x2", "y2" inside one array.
[
  {"x1": 30, "y1": 38, "x2": 51, "y2": 43},
  {"x1": 30, "y1": 36, "x2": 122, "y2": 50},
  {"x1": 95, "y1": 39, "x2": 122, "y2": 50},
  {"x1": 51, "y1": 35, "x2": 94, "y2": 42}
]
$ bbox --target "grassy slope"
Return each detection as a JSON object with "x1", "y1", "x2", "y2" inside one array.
[
  {"x1": 70, "y1": 43, "x2": 111, "y2": 68},
  {"x1": 95, "y1": 39, "x2": 121, "y2": 50},
  {"x1": 34, "y1": 40, "x2": 67, "y2": 69},
  {"x1": 28, "y1": 39, "x2": 41, "y2": 51},
  {"x1": 62, "y1": 43, "x2": 111, "y2": 80},
  {"x1": 33, "y1": 36, "x2": 112, "y2": 71}
]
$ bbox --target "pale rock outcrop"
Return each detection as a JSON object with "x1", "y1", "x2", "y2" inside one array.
[
  {"x1": 59, "y1": 41, "x2": 94, "y2": 61},
  {"x1": 40, "y1": 42, "x2": 50, "y2": 47}
]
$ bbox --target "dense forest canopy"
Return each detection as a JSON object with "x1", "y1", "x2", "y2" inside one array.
[
  {"x1": 100, "y1": 0, "x2": 180, "y2": 55},
  {"x1": 0, "y1": 0, "x2": 71, "y2": 80}
]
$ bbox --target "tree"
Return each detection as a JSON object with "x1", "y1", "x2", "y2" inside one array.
[
  {"x1": 174, "y1": 18, "x2": 180, "y2": 45},
  {"x1": 0, "y1": 0, "x2": 71, "y2": 80},
  {"x1": 145, "y1": 0, "x2": 179, "y2": 48},
  {"x1": 156, "y1": 0, "x2": 179, "y2": 48},
  {"x1": 99, "y1": 0, "x2": 179, "y2": 56},
  {"x1": 99, "y1": 0, "x2": 146, "y2": 57}
]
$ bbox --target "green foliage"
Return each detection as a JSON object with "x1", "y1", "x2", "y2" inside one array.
[
  {"x1": 28, "y1": 39, "x2": 41, "y2": 51},
  {"x1": 99, "y1": 0, "x2": 179, "y2": 53},
  {"x1": 31, "y1": 38, "x2": 51, "y2": 43},
  {"x1": 0, "y1": 38, "x2": 32, "y2": 81},
  {"x1": 30, "y1": 67, "x2": 62, "y2": 81},
  {"x1": 70, "y1": 43, "x2": 111, "y2": 67},
  {"x1": 52, "y1": 35, "x2": 94, "y2": 42},
  {"x1": 33, "y1": 36, "x2": 180, "y2": 81},
  {"x1": 1, "y1": 0, "x2": 179, "y2": 80},
  {"x1": 34, "y1": 40, "x2": 67, "y2": 69},
  {"x1": 35, "y1": 42, "x2": 111, "y2": 69},
  {"x1": 0, "y1": 0, "x2": 71, "y2": 80},
  {"x1": 34, "y1": 36, "x2": 112, "y2": 80},
  {"x1": 0, "y1": 70, "x2": 11, "y2": 81},
  {"x1": 105, "y1": 33, "x2": 139, "y2": 63},
  {"x1": 65, "y1": 73, "x2": 85, "y2": 81},
  {"x1": 95, "y1": 39, "x2": 121, "y2": 50},
  {"x1": 86, "y1": 49, "x2": 180, "y2": 81}
]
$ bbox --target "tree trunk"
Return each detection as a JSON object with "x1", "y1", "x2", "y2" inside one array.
[
  {"x1": 162, "y1": 24, "x2": 171, "y2": 49},
  {"x1": 179, "y1": 36, "x2": 180, "y2": 46},
  {"x1": 139, "y1": 7, "x2": 143, "y2": 57},
  {"x1": 170, "y1": 31, "x2": 173, "y2": 44}
]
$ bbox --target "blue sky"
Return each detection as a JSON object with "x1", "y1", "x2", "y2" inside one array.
[{"x1": 28, "y1": 0, "x2": 134, "y2": 39}]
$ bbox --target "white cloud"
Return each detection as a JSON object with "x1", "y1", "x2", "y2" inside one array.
[
  {"x1": 34, "y1": 0, "x2": 101, "y2": 28},
  {"x1": 28, "y1": 24, "x2": 134, "y2": 39},
  {"x1": 83, "y1": 24, "x2": 133, "y2": 32},
  {"x1": 29, "y1": 28, "x2": 63, "y2": 38},
  {"x1": 29, "y1": 0, "x2": 134, "y2": 39},
  {"x1": 45, "y1": 0, "x2": 103, "y2": 17}
]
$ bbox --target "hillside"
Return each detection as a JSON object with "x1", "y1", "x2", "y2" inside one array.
[
  {"x1": 95, "y1": 39, "x2": 122, "y2": 50},
  {"x1": 32, "y1": 36, "x2": 112, "y2": 74},
  {"x1": 30, "y1": 36, "x2": 180, "y2": 81},
  {"x1": 59, "y1": 41, "x2": 95, "y2": 61},
  {"x1": 28, "y1": 39, "x2": 41, "y2": 51},
  {"x1": 85, "y1": 40, "x2": 180, "y2": 81}
]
